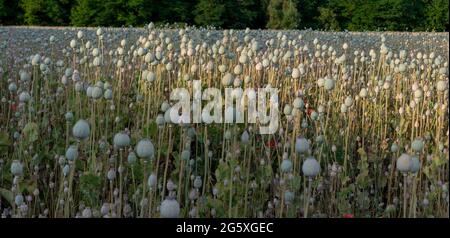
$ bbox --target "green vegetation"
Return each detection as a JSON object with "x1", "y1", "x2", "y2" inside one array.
[{"x1": 1, "y1": 0, "x2": 449, "y2": 30}]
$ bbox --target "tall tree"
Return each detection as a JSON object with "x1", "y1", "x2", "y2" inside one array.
[
  {"x1": 194, "y1": 0, "x2": 226, "y2": 27},
  {"x1": 70, "y1": 0, "x2": 98, "y2": 26},
  {"x1": 424, "y1": 0, "x2": 449, "y2": 31},
  {"x1": 317, "y1": 6, "x2": 340, "y2": 30},
  {"x1": 20, "y1": 0, "x2": 48, "y2": 25},
  {"x1": 267, "y1": 0, "x2": 299, "y2": 29},
  {"x1": 1, "y1": 0, "x2": 23, "y2": 25}
]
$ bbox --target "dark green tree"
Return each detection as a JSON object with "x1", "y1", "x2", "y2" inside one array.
[
  {"x1": 1, "y1": 0, "x2": 23, "y2": 25},
  {"x1": 267, "y1": 0, "x2": 299, "y2": 29},
  {"x1": 424, "y1": 0, "x2": 449, "y2": 31},
  {"x1": 70, "y1": 0, "x2": 97, "y2": 26},
  {"x1": 317, "y1": 6, "x2": 340, "y2": 30},
  {"x1": 194, "y1": 0, "x2": 226, "y2": 27}
]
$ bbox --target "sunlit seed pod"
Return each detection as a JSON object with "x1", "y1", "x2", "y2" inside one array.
[
  {"x1": 344, "y1": 96, "x2": 353, "y2": 107},
  {"x1": 72, "y1": 119, "x2": 90, "y2": 140},
  {"x1": 31, "y1": 54, "x2": 40, "y2": 66},
  {"x1": 437, "y1": 80, "x2": 448, "y2": 92},
  {"x1": 396, "y1": 153, "x2": 411, "y2": 173},
  {"x1": 324, "y1": 78, "x2": 335, "y2": 91},
  {"x1": 414, "y1": 89, "x2": 423, "y2": 99},
  {"x1": 340, "y1": 104, "x2": 348, "y2": 113},
  {"x1": 302, "y1": 156, "x2": 321, "y2": 178},
  {"x1": 70, "y1": 39, "x2": 77, "y2": 48},
  {"x1": 222, "y1": 73, "x2": 233, "y2": 86}
]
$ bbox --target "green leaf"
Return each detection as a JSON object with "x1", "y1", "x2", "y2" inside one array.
[
  {"x1": 19, "y1": 179, "x2": 37, "y2": 194},
  {"x1": 23, "y1": 122, "x2": 39, "y2": 143},
  {"x1": 0, "y1": 132, "x2": 11, "y2": 147},
  {"x1": 0, "y1": 188, "x2": 14, "y2": 206}
]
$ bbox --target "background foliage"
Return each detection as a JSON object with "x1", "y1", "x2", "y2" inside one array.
[{"x1": 0, "y1": 0, "x2": 448, "y2": 31}]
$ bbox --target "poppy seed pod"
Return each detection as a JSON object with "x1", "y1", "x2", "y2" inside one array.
[
  {"x1": 107, "y1": 169, "x2": 116, "y2": 181},
  {"x1": 127, "y1": 152, "x2": 137, "y2": 164},
  {"x1": 222, "y1": 73, "x2": 233, "y2": 86},
  {"x1": 8, "y1": 83, "x2": 17, "y2": 92},
  {"x1": 65, "y1": 145, "x2": 78, "y2": 161},
  {"x1": 20, "y1": 71, "x2": 31, "y2": 82},
  {"x1": 302, "y1": 156, "x2": 321, "y2": 177},
  {"x1": 181, "y1": 150, "x2": 190, "y2": 160},
  {"x1": 324, "y1": 78, "x2": 335, "y2": 91},
  {"x1": 63, "y1": 164, "x2": 70, "y2": 177},
  {"x1": 104, "y1": 89, "x2": 113, "y2": 100},
  {"x1": 396, "y1": 153, "x2": 411, "y2": 173},
  {"x1": 293, "y1": 97, "x2": 304, "y2": 109},
  {"x1": 15, "y1": 194, "x2": 24, "y2": 206},
  {"x1": 295, "y1": 137, "x2": 310, "y2": 154},
  {"x1": 160, "y1": 198, "x2": 180, "y2": 218},
  {"x1": 284, "y1": 191, "x2": 295, "y2": 204},
  {"x1": 148, "y1": 173, "x2": 157, "y2": 188},
  {"x1": 19, "y1": 91, "x2": 31, "y2": 102},
  {"x1": 194, "y1": 176, "x2": 202, "y2": 188},
  {"x1": 241, "y1": 130, "x2": 250, "y2": 144},
  {"x1": 65, "y1": 112, "x2": 73, "y2": 121},
  {"x1": 411, "y1": 138, "x2": 424, "y2": 153},
  {"x1": 114, "y1": 133, "x2": 131, "y2": 148},
  {"x1": 410, "y1": 155, "x2": 420, "y2": 173},
  {"x1": 280, "y1": 159, "x2": 293, "y2": 173},
  {"x1": 135, "y1": 139, "x2": 155, "y2": 159},
  {"x1": 91, "y1": 86, "x2": 103, "y2": 100},
  {"x1": 391, "y1": 143, "x2": 399, "y2": 153},
  {"x1": 72, "y1": 119, "x2": 90, "y2": 140},
  {"x1": 10, "y1": 160, "x2": 24, "y2": 176},
  {"x1": 436, "y1": 80, "x2": 448, "y2": 92}
]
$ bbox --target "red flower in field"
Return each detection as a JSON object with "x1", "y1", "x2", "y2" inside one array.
[
  {"x1": 266, "y1": 138, "x2": 277, "y2": 148},
  {"x1": 307, "y1": 108, "x2": 315, "y2": 116},
  {"x1": 10, "y1": 103, "x2": 17, "y2": 112},
  {"x1": 343, "y1": 213, "x2": 354, "y2": 218}
]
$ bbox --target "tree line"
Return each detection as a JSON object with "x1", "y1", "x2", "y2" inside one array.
[{"x1": 1, "y1": 0, "x2": 448, "y2": 31}]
